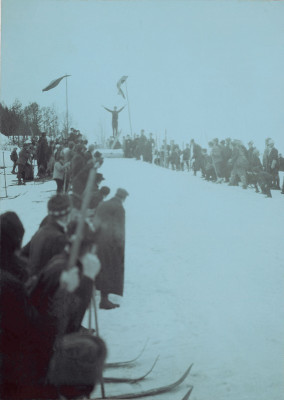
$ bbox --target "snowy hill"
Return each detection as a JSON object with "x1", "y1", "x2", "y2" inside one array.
[{"x1": 0, "y1": 156, "x2": 284, "y2": 400}]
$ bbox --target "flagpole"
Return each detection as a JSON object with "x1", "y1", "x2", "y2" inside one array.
[
  {"x1": 66, "y1": 74, "x2": 69, "y2": 139},
  {"x1": 125, "y1": 80, "x2": 133, "y2": 137}
]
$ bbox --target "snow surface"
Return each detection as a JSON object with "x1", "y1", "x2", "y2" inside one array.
[{"x1": 0, "y1": 152, "x2": 284, "y2": 400}]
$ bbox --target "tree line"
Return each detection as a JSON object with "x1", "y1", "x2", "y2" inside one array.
[{"x1": 0, "y1": 99, "x2": 64, "y2": 141}]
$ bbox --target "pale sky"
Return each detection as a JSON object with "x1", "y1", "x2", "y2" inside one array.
[{"x1": 1, "y1": 0, "x2": 284, "y2": 151}]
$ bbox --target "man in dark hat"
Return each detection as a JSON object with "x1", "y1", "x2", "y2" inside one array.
[
  {"x1": 94, "y1": 188, "x2": 129, "y2": 309},
  {"x1": 29, "y1": 194, "x2": 71, "y2": 276}
]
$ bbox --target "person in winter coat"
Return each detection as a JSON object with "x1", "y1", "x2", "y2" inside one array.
[
  {"x1": 53, "y1": 155, "x2": 70, "y2": 193},
  {"x1": 210, "y1": 139, "x2": 224, "y2": 182},
  {"x1": 94, "y1": 188, "x2": 129, "y2": 309},
  {"x1": 265, "y1": 139, "x2": 280, "y2": 189},
  {"x1": 182, "y1": 144, "x2": 191, "y2": 171},
  {"x1": 17, "y1": 144, "x2": 30, "y2": 185},
  {"x1": 36, "y1": 132, "x2": 49, "y2": 175},
  {"x1": 222, "y1": 138, "x2": 233, "y2": 182},
  {"x1": 10, "y1": 147, "x2": 18, "y2": 174},
  {"x1": 190, "y1": 139, "x2": 203, "y2": 176},
  {"x1": 29, "y1": 195, "x2": 71, "y2": 276},
  {"x1": 0, "y1": 211, "x2": 106, "y2": 400},
  {"x1": 229, "y1": 140, "x2": 249, "y2": 189}
]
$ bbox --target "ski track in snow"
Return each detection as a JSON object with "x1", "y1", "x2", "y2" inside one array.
[{"x1": 1, "y1": 153, "x2": 284, "y2": 400}]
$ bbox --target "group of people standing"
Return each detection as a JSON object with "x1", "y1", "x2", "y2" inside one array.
[
  {"x1": 122, "y1": 132, "x2": 284, "y2": 198},
  {"x1": 1, "y1": 142, "x2": 130, "y2": 399}
]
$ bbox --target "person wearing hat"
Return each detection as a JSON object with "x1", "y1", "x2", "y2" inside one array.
[
  {"x1": 94, "y1": 188, "x2": 129, "y2": 309},
  {"x1": 0, "y1": 211, "x2": 106, "y2": 400},
  {"x1": 29, "y1": 195, "x2": 71, "y2": 277}
]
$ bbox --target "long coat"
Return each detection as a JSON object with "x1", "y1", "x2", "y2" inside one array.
[
  {"x1": 29, "y1": 218, "x2": 68, "y2": 276},
  {"x1": 94, "y1": 196, "x2": 126, "y2": 296}
]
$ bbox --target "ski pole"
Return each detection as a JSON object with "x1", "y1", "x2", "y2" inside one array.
[
  {"x1": 2, "y1": 152, "x2": 8, "y2": 198},
  {"x1": 67, "y1": 165, "x2": 98, "y2": 270},
  {"x1": 92, "y1": 288, "x2": 106, "y2": 399}
]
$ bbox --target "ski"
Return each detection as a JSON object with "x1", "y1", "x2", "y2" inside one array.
[
  {"x1": 104, "y1": 356, "x2": 159, "y2": 384},
  {"x1": 94, "y1": 363, "x2": 193, "y2": 399},
  {"x1": 0, "y1": 194, "x2": 21, "y2": 200},
  {"x1": 105, "y1": 340, "x2": 149, "y2": 368},
  {"x1": 181, "y1": 386, "x2": 193, "y2": 400}
]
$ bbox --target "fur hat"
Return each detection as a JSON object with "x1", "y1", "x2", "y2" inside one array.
[
  {"x1": 47, "y1": 334, "x2": 107, "y2": 398},
  {"x1": 95, "y1": 173, "x2": 105, "y2": 183},
  {"x1": 0, "y1": 211, "x2": 25, "y2": 253},
  {"x1": 115, "y1": 188, "x2": 129, "y2": 200},
  {"x1": 100, "y1": 186, "x2": 110, "y2": 197},
  {"x1": 48, "y1": 194, "x2": 71, "y2": 217}
]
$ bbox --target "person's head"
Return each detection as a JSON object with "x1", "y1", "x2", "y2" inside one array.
[
  {"x1": 100, "y1": 186, "x2": 110, "y2": 199},
  {"x1": 95, "y1": 173, "x2": 105, "y2": 185},
  {"x1": 47, "y1": 333, "x2": 107, "y2": 400},
  {"x1": 248, "y1": 141, "x2": 254, "y2": 148},
  {"x1": 75, "y1": 144, "x2": 84, "y2": 154},
  {"x1": 0, "y1": 212, "x2": 25, "y2": 266},
  {"x1": 268, "y1": 139, "x2": 275, "y2": 148},
  {"x1": 88, "y1": 144, "x2": 95, "y2": 153},
  {"x1": 48, "y1": 194, "x2": 71, "y2": 227},
  {"x1": 68, "y1": 141, "x2": 75, "y2": 150},
  {"x1": 115, "y1": 188, "x2": 129, "y2": 203}
]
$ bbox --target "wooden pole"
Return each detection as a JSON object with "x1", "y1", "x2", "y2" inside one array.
[
  {"x1": 66, "y1": 160, "x2": 106, "y2": 398},
  {"x1": 125, "y1": 81, "x2": 133, "y2": 137},
  {"x1": 66, "y1": 75, "x2": 69, "y2": 139}
]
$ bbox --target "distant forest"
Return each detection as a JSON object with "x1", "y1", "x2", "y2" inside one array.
[{"x1": 0, "y1": 100, "x2": 64, "y2": 139}]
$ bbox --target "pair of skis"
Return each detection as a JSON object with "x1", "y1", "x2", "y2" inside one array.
[{"x1": 95, "y1": 342, "x2": 193, "y2": 400}]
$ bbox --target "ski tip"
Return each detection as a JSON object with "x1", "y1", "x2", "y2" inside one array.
[{"x1": 181, "y1": 386, "x2": 194, "y2": 400}]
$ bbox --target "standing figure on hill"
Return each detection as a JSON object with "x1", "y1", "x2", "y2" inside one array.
[
  {"x1": 94, "y1": 188, "x2": 129, "y2": 310},
  {"x1": 182, "y1": 144, "x2": 191, "y2": 171},
  {"x1": 103, "y1": 105, "x2": 125, "y2": 137},
  {"x1": 190, "y1": 139, "x2": 203, "y2": 176},
  {"x1": 265, "y1": 139, "x2": 280, "y2": 189},
  {"x1": 36, "y1": 132, "x2": 49, "y2": 177},
  {"x1": 10, "y1": 147, "x2": 18, "y2": 174},
  {"x1": 17, "y1": 143, "x2": 30, "y2": 185}
]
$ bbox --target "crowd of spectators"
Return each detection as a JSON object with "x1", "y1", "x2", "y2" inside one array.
[{"x1": 122, "y1": 131, "x2": 284, "y2": 198}]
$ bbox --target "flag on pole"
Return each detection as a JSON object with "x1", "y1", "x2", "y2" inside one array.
[
  {"x1": 42, "y1": 74, "x2": 71, "y2": 92},
  {"x1": 117, "y1": 75, "x2": 128, "y2": 99}
]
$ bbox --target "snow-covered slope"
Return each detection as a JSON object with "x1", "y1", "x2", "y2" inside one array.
[{"x1": 1, "y1": 155, "x2": 283, "y2": 400}]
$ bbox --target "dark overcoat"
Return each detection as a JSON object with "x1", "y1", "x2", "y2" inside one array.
[
  {"x1": 29, "y1": 218, "x2": 68, "y2": 276},
  {"x1": 94, "y1": 196, "x2": 125, "y2": 296}
]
